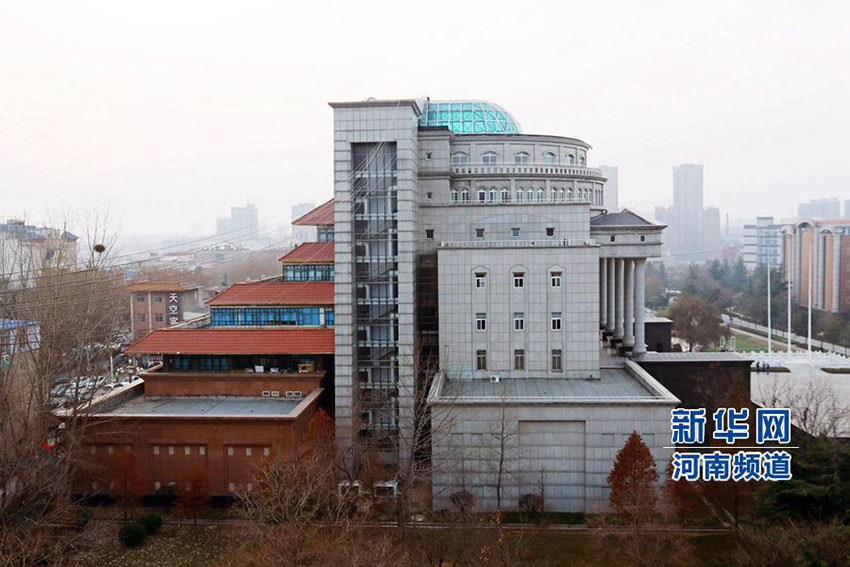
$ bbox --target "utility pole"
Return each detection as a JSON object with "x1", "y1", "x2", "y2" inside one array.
[
  {"x1": 807, "y1": 237, "x2": 813, "y2": 359},
  {"x1": 787, "y1": 278, "x2": 792, "y2": 354},
  {"x1": 766, "y1": 261, "x2": 772, "y2": 354}
]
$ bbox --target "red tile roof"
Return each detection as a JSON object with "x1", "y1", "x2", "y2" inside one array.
[
  {"x1": 292, "y1": 199, "x2": 334, "y2": 226},
  {"x1": 278, "y1": 241, "x2": 334, "y2": 264},
  {"x1": 207, "y1": 281, "x2": 333, "y2": 306},
  {"x1": 126, "y1": 327, "x2": 334, "y2": 355}
]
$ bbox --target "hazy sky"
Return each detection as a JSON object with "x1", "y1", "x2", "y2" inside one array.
[{"x1": 1, "y1": 0, "x2": 848, "y2": 238}]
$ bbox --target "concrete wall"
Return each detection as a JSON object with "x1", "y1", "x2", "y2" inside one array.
[
  {"x1": 430, "y1": 402, "x2": 673, "y2": 513},
  {"x1": 437, "y1": 245, "x2": 599, "y2": 379}
]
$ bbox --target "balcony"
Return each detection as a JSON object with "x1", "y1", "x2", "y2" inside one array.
[{"x1": 450, "y1": 163, "x2": 603, "y2": 178}]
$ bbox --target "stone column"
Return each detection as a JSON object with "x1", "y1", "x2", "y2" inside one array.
[
  {"x1": 605, "y1": 258, "x2": 616, "y2": 334},
  {"x1": 634, "y1": 258, "x2": 647, "y2": 355},
  {"x1": 599, "y1": 258, "x2": 607, "y2": 329},
  {"x1": 615, "y1": 258, "x2": 624, "y2": 340},
  {"x1": 623, "y1": 259, "x2": 635, "y2": 347}
]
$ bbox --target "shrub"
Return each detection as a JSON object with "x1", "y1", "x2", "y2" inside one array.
[
  {"x1": 137, "y1": 513, "x2": 163, "y2": 534},
  {"x1": 449, "y1": 490, "x2": 475, "y2": 515},
  {"x1": 118, "y1": 523, "x2": 148, "y2": 548},
  {"x1": 518, "y1": 493, "x2": 544, "y2": 515}
]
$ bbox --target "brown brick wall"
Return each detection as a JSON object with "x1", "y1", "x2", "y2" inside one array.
[{"x1": 78, "y1": 398, "x2": 319, "y2": 495}]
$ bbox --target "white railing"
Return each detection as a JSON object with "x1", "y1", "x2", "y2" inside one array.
[
  {"x1": 440, "y1": 238, "x2": 596, "y2": 249},
  {"x1": 728, "y1": 315, "x2": 850, "y2": 358},
  {"x1": 450, "y1": 163, "x2": 602, "y2": 177}
]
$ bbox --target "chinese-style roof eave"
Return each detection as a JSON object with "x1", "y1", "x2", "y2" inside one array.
[
  {"x1": 278, "y1": 241, "x2": 335, "y2": 264},
  {"x1": 292, "y1": 199, "x2": 334, "y2": 227},
  {"x1": 125, "y1": 327, "x2": 335, "y2": 355},
  {"x1": 206, "y1": 281, "x2": 334, "y2": 306}
]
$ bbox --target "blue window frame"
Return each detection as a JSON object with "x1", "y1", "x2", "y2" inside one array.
[{"x1": 211, "y1": 307, "x2": 334, "y2": 327}]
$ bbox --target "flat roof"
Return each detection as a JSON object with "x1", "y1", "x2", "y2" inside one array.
[
  {"x1": 91, "y1": 391, "x2": 321, "y2": 419},
  {"x1": 634, "y1": 352, "x2": 753, "y2": 363},
  {"x1": 432, "y1": 363, "x2": 679, "y2": 406},
  {"x1": 207, "y1": 281, "x2": 333, "y2": 306},
  {"x1": 125, "y1": 327, "x2": 334, "y2": 355}
]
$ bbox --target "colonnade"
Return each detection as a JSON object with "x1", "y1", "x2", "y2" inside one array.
[{"x1": 599, "y1": 257, "x2": 646, "y2": 355}]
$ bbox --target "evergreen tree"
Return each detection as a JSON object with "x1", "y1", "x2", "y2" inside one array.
[{"x1": 607, "y1": 431, "x2": 659, "y2": 525}]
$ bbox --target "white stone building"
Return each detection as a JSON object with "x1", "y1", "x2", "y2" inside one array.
[{"x1": 329, "y1": 98, "x2": 678, "y2": 512}]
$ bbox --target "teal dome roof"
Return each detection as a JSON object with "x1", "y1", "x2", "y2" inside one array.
[{"x1": 419, "y1": 100, "x2": 521, "y2": 134}]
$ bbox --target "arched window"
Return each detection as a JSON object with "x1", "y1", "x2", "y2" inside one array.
[
  {"x1": 451, "y1": 152, "x2": 469, "y2": 165},
  {"x1": 489, "y1": 187, "x2": 497, "y2": 202},
  {"x1": 481, "y1": 152, "x2": 498, "y2": 165},
  {"x1": 580, "y1": 155, "x2": 586, "y2": 165},
  {"x1": 516, "y1": 188, "x2": 524, "y2": 202},
  {"x1": 542, "y1": 152, "x2": 556, "y2": 165},
  {"x1": 550, "y1": 188, "x2": 557, "y2": 201},
  {"x1": 501, "y1": 187, "x2": 510, "y2": 202},
  {"x1": 537, "y1": 188, "x2": 545, "y2": 202},
  {"x1": 567, "y1": 153, "x2": 575, "y2": 164},
  {"x1": 514, "y1": 151, "x2": 530, "y2": 165},
  {"x1": 559, "y1": 187, "x2": 566, "y2": 201},
  {"x1": 461, "y1": 188, "x2": 470, "y2": 202},
  {"x1": 567, "y1": 187, "x2": 574, "y2": 201},
  {"x1": 478, "y1": 189, "x2": 486, "y2": 202},
  {"x1": 450, "y1": 188, "x2": 458, "y2": 203}
]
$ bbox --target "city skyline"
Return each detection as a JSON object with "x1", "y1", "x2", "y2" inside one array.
[{"x1": 2, "y1": 1, "x2": 849, "y2": 236}]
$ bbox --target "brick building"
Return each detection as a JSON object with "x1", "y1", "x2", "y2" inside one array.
[
  {"x1": 126, "y1": 282, "x2": 206, "y2": 340},
  {"x1": 782, "y1": 219, "x2": 850, "y2": 313},
  {"x1": 79, "y1": 205, "x2": 337, "y2": 498}
]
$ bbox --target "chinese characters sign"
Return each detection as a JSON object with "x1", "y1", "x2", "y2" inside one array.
[
  {"x1": 670, "y1": 408, "x2": 792, "y2": 482},
  {"x1": 168, "y1": 292, "x2": 181, "y2": 325}
]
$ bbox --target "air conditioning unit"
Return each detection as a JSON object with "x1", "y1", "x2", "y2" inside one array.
[
  {"x1": 489, "y1": 373, "x2": 501, "y2": 383},
  {"x1": 285, "y1": 390, "x2": 303, "y2": 399},
  {"x1": 261, "y1": 391, "x2": 270, "y2": 398},
  {"x1": 270, "y1": 390, "x2": 280, "y2": 398}
]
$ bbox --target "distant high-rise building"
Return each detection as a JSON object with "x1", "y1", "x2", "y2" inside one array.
[
  {"x1": 291, "y1": 202, "x2": 317, "y2": 243},
  {"x1": 672, "y1": 164, "x2": 704, "y2": 255},
  {"x1": 702, "y1": 206, "x2": 722, "y2": 253},
  {"x1": 798, "y1": 198, "x2": 840, "y2": 219},
  {"x1": 844, "y1": 199, "x2": 850, "y2": 219},
  {"x1": 742, "y1": 216, "x2": 783, "y2": 271},
  {"x1": 216, "y1": 203, "x2": 259, "y2": 238},
  {"x1": 599, "y1": 165, "x2": 619, "y2": 212}
]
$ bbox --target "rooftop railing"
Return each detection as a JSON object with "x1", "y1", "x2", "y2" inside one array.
[
  {"x1": 440, "y1": 238, "x2": 596, "y2": 249},
  {"x1": 449, "y1": 163, "x2": 603, "y2": 177}
]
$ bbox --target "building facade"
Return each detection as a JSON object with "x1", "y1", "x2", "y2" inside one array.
[
  {"x1": 782, "y1": 218, "x2": 850, "y2": 313},
  {"x1": 743, "y1": 216, "x2": 783, "y2": 270},
  {"x1": 0, "y1": 218, "x2": 78, "y2": 289},
  {"x1": 126, "y1": 282, "x2": 205, "y2": 340},
  {"x1": 798, "y1": 198, "x2": 841, "y2": 220},
  {"x1": 330, "y1": 98, "x2": 677, "y2": 511}
]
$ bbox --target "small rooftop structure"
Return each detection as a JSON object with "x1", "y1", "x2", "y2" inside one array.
[
  {"x1": 419, "y1": 100, "x2": 522, "y2": 134},
  {"x1": 590, "y1": 209, "x2": 660, "y2": 227},
  {"x1": 279, "y1": 242, "x2": 334, "y2": 264},
  {"x1": 292, "y1": 199, "x2": 334, "y2": 227},
  {"x1": 125, "y1": 327, "x2": 335, "y2": 355},
  {"x1": 207, "y1": 281, "x2": 334, "y2": 306},
  {"x1": 92, "y1": 394, "x2": 312, "y2": 419}
]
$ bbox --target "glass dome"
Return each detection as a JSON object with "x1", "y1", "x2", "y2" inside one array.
[{"x1": 419, "y1": 100, "x2": 521, "y2": 134}]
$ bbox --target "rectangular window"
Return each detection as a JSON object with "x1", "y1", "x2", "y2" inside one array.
[
  {"x1": 199, "y1": 446, "x2": 206, "y2": 456},
  {"x1": 154, "y1": 295, "x2": 164, "y2": 303},
  {"x1": 476, "y1": 349, "x2": 487, "y2": 370},
  {"x1": 184, "y1": 446, "x2": 191, "y2": 455},
  {"x1": 137, "y1": 313, "x2": 145, "y2": 322},
  {"x1": 155, "y1": 313, "x2": 164, "y2": 322},
  {"x1": 513, "y1": 272, "x2": 525, "y2": 288},
  {"x1": 425, "y1": 229, "x2": 434, "y2": 239},
  {"x1": 552, "y1": 349, "x2": 563, "y2": 371},
  {"x1": 475, "y1": 313, "x2": 487, "y2": 331},
  {"x1": 551, "y1": 312, "x2": 562, "y2": 331},
  {"x1": 153, "y1": 445, "x2": 159, "y2": 455},
  {"x1": 475, "y1": 273, "x2": 487, "y2": 288},
  {"x1": 246, "y1": 447, "x2": 252, "y2": 456},
  {"x1": 511, "y1": 227, "x2": 520, "y2": 239},
  {"x1": 136, "y1": 294, "x2": 145, "y2": 302},
  {"x1": 513, "y1": 313, "x2": 525, "y2": 331},
  {"x1": 546, "y1": 227, "x2": 555, "y2": 237},
  {"x1": 610, "y1": 235, "x2": 616, "y2": 242},
  {"x1": 514, "y1": 349, "x2": 525, "y2": 370},
  {"x1": 475, "y1": 228, "x2": 485, "y2": 238},
  {"x1": 551, "y1": 272, "x2": 562, "y2": 288}
]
